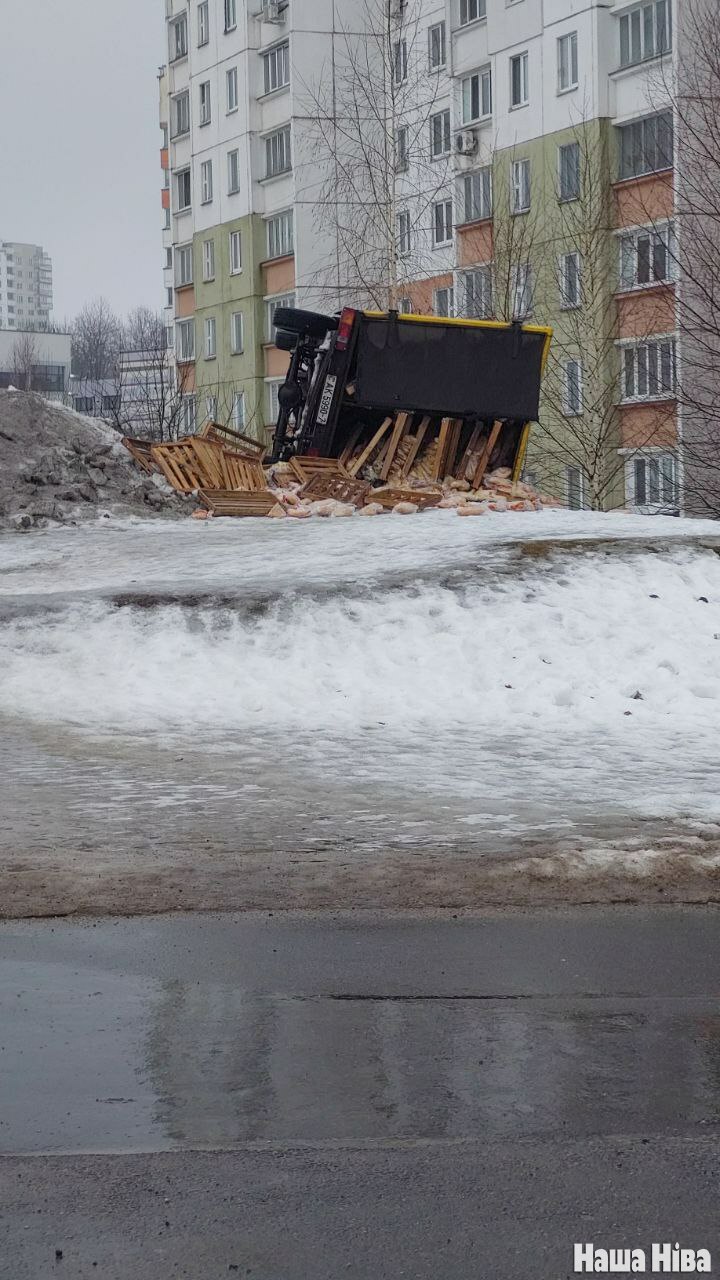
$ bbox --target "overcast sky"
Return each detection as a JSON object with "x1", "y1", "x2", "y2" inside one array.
[{"x1": 1, "y1": 0, "x2": 166, "y2": 322}]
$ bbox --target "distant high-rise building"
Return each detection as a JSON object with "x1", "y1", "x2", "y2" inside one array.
[{"x1": 0, "y1": 242, "x2": 53, "y2": 330}]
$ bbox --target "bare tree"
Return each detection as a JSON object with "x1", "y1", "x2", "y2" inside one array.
[
  {"x1": 10, "y1": 331, "x2": 38, "y2": 391},
  {"x1": 299, "y1": 0, "x2": 453, "y2": 310},
  {"x1": 71, "y1": 298, "x2": 122, "y2": 381}
]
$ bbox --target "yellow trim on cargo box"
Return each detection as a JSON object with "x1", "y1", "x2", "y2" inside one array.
[{"x1": 362, "y1": 310, "x2": 553, "y2": 372}]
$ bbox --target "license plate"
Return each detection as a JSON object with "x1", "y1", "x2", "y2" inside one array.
[{"x1": 316, "y1": 374, "x2": 338, "y2": 425}]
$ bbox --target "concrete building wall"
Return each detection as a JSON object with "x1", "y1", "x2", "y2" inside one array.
[{"x1": 158, "y1": 0, "x2": 683, "y2": 506}]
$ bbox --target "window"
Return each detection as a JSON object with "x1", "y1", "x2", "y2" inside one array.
[
  {"x1": 167, "y1": 286, "x2": 174, "y2": 307},
  {"x1": 206, "y1": 395, "x2": 218, "y2": 423},
  {"x1": 557, "y1": 32, "x2": 578, "y2": 91},
  {"x1": 175, "y1": 168, "x2": 192, "y2": 211},
  {"x1": 264, "y1": 42, "x2": 290, "y2": 93},
  {"x1": 512, "y1": 263, "x2": 532, "y2": 317},
  {"x1": 224, "y1": 0, "x2": 237, "y2": 32},
  {"x1": 267, "y1": 210, "x2": 294, "y2": 258},
  {"x1": 265, "y1": 126, "x2": 291, "y2": 177},
  {"x1": 267, "y1": 381, "x2": 281, "y2": 424},
  {"x1": 233, "y1": 392, "x2": 245, "y2": 429},
  {"x1": 462, "y1": 167, "x2": 492, "y2": 222},
  {"x1": 175, "y1": 243, "x2": 193, "y2": 287},
  {"x1": 394, "y1": 40, "x2": 408, "y2": 85},
  {"x1": 460, "y1": 0, "x2": 485, "y2": 25},
  {"x1": 198, "y1": 2, "x2": 209, "y2": 46},
  {"x1": 619, "y1": 224, "x2": 675, "y2": 289},
  {"x1": 566, "y1": 466, "x2": 585, "y2": 510},
  {"x1": 622, "y1": 338, "x2": 676, "y2": 401},
  {"x1": 399, "y1": 297, "x2": 413, "y2": 314},
  {"x1": 202, "y1": 238, "x2": 215, "y2": 281},
  {"x1": 433, "y1": 199, "x2": 453, "y2": 246},
  {"x1": 170, "y1": 13, "x2": 188, "y2": 60},
  {"x1": 433, "y1": 286, "x2": 454, "y2": 317},
  {"x1": 619, "y1": 0, "x2": 671, "y2": 68},
  {"x1": 231, "y1": 311, "x2": 244, "y2": 354},
  {"x1": 201, "y1": 159, "x2": 213, "y2": 204},
  {"x1": 396, "y1": 125, "x2": 409, "y2": 172},
  {"x1": 181, "y1": 396, "x2": 197, "y2": 434},
  {"x1": 559, "y1": 251, "x2": 581, "y2": 308},
  {"x1": 618, "y1": 112, "x2": 673, "y2": 180},
  {"x1": 633, "y1": 454, "x2": 678, "y2": 506},
  {"x1": 199, "y1": 81, "x2": 211, "y2": 125},
  {"x1": 461, "y1": 266, "x2": 492, "y2": 319},
  {"x1": 397, "y1": 209, "x2": 411, "y2": 256},
  {"x1": 558, "y1": 142, "x2": 580, "y2": 201},
  {"x1": 171, "y1": 91, "x2": 190, "y2": 138},
  {"x1": 205, "y1": 316, "x2": 217, "y2": 359},
  {"x1": 511, "y1": 159, "x2": 531, "y2": 213},
  {"x1": 229, "y1": 230, "x2": 242, "y2": 274},
  {"x1": 228, "y1": 148, "x2": 241, "y2": 194},
  {"x1": 430, "y1": 110, "x2": 451, "y2": 158},
  {"x1": 176, "y1": 318, "x2": 195, "y2": 361},
  {"x1": 510, "y1": 52, "x2": 529, "y2": 108},
  {"x1": 429, "y1": 22, "x2": 446, "y2": 70},
  {"x1": 227, "y1": 67, "x2": 239, "y2": 112},
  {"x1": 563, "y1": 359, "x2": 583, "y2": 415},
  {"x1": 73, "y1": 397, "x2": 95, "y2": 415},
  {"x1": 461, "y1": 67, "x2": 492, "y2": 122},
  {"x1": 266, "y1": 291, "x2": 296, "y2": 342},
  {"x1": 165, "y1": 247, "x2": 173, "y2": 269}
]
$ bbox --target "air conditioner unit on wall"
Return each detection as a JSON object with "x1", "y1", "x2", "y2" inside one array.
[{"x1": 455, "y1": 130, "x2": 478, "y2": 157}]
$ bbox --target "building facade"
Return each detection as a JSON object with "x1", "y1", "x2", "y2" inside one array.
[
  {"x1": 0, "y1": 242, "x2": 53, "y2": 331},
  {"x1": 159, "y1": 0, "x2": 680, "y2": 511}
]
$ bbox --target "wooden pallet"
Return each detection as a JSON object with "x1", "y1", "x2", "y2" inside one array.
[
  {"x1": 289, "y1": 455, "x2": 352, "y2": 484},
  {"x1": 300, "y1": 471, "x2": 371, "y2": 505},
  {"x1": 122, "y1": 438, "x2": 159, "y2": 474},
  {"x1": 199, "y1": 421, "x2": 266, "y2": 458},
  {"x1": 367, "y1": 486, "x2": 441, "y2": 510},
  {"x1": 198, "y1": 489, "x2": 277, "y2": 517},
  {"x1": 151, "y1": 441, "x2": 209, "y2": 492}
]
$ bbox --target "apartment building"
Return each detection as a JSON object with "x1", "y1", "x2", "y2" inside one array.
[
  {"x1": 0, "y1": 242, "x2": 53, "y2": 331},
  {"x1": 159, "y1": 0, "x2": 679, "y2": 510}
]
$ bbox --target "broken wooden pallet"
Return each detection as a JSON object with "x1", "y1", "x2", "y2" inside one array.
[
  {"x1": 300, "y1": 471, "x2": 371, "y2": 505},
  {"x1": 198, "y1": 489, "x2": 277, "y2": 517},
  {"x1": 151, "y1": 441, "x2": 209, "y2": 492},
  {"x1": 367, "y1": 486, "x2": 441, "y2": 510},
  {"x1": 290, "y1": 455, "x2": 352, "y2": 485},
  {"x1": 122, "y1": 438, "x2": 159, "y2": 474},
  {"x1": 199, "y1": 421, "x2": 266, "y2": 458}
]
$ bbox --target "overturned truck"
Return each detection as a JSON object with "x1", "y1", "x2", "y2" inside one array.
[{"x1": 270, "y1": 305, "x2": 552, "y2": 492}]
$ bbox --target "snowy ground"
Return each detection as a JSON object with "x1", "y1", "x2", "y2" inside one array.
[{"x1": 2, "y1": 509, "x2": 720, "y2": 915}]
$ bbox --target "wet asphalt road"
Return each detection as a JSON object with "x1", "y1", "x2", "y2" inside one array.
[{"x1": 1, "y1": 908, "x2": 719, "y2": 1278}]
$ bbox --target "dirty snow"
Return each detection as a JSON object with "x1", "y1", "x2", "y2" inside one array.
[
  {"x1": 0, "y1": 390, "x2": 189, "y2": 529},
  {"x1": 1, "y1": 509, "x2": 720, "y2": 912}
]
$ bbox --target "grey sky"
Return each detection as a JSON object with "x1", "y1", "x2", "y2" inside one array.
[{"x1": 1, "y1": 0, "x2": 166, "y2": 322}]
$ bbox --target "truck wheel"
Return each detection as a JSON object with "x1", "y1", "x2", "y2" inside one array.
[{"x1": 272, "y1": 307, "x2": 339, "y2": 337}]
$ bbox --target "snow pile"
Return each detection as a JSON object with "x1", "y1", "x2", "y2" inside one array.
[
  {"x1": 0, "y1": 391, "x2": 189, "y2": 530},
  {"x1": 2, "y1": 542, "x2": 720, "y2": 748}
]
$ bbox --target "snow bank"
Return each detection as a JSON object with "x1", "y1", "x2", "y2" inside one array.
[
  {"x1": 0, "y1": 390, "x2": 188, "y2": 529},
  {"x1": 2, "y1": 542, "x2": 719, "y2": 749}
]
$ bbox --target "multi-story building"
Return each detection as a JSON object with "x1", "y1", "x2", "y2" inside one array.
[
  {"x1": 0, "y1": 242, "x2": 53, "y2": 331},
  {"x1": 159, "y1": 0, "x2": 680, "y2": 511}
]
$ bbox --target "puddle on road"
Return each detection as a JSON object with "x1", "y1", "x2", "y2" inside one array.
[{"x1": 2, "y1": 958, "x2": 720, "y2": 1153}]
